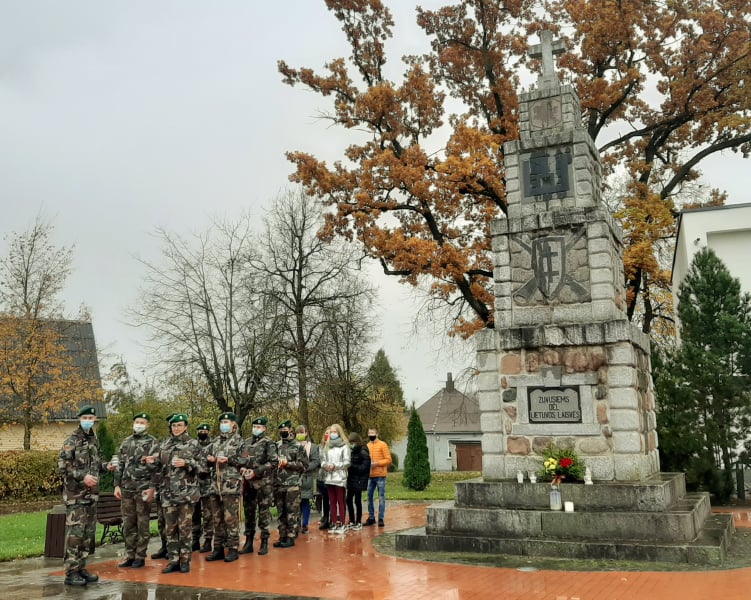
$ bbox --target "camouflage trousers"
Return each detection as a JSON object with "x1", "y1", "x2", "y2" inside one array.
[
  {"x1": 64, "y1": 501, "x2": 96, "y2": 574},
  {"x1": 121, "y1": 489, "x2": 152, "y2": 560},
  {"x1": 209, "y1": 493, "x2": 241, "y2": 549},
  {"x1": 242, "y1": 479, "x2": 273, "y2": 540},
  {"x1": 192, "y1": 496, "x2": 214, "y2": 544},
  {"x1": 273, "y1": 486, "x2": 301, "y2": 540},
  {"x1": 154, "y1": 492, "x2": 167, "y2": 548},
  {"x1": 164, "y1": 502, "x2": 195, "y2": 564}
]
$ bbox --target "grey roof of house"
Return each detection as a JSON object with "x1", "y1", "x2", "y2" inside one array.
[
  {"x1": 0, "y1": 319, "x2": 106, "y2": 421},
  {"x1": 417, "y1": 374, "x2": 480, "y2": 434}
]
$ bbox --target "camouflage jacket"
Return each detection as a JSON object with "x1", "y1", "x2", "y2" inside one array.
[
  {"x1": 244, "y1": 434, "x2": 278, "y2": 489},
  {"x1": 204, "y1": 431, "x2": 250, "y2": 496},
  {"x1": 196, "y1": 436, "x2": 213, "y2": 497},
  {"x1": 113, "y1": 431, "x2": 159, "y2": 492},
  {"x1": 57, "y1": 425, "x2": 105, "y2": 505},
  {"x1": 154, "y1": 432, "x2": 201, "y2": 505},
  {"x1": 274, "y1": 438, "x2": 308, "y2": 489}
]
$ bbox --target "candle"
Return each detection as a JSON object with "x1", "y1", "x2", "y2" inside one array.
[{"x1": 564, "y1": 501, "x2": 575, "y2": 512}]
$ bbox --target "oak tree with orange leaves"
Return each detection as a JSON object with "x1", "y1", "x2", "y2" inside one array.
[
  {"x1": 279, "y1": 0, "x2": 751, "y2": 337},
  {"x1": 0, "y1": 217, "x2": 100, "y2": 449}
]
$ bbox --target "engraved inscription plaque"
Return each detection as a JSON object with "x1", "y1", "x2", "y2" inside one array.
[
  {"x1": 528, "y1": 387, "x2": 582, "y2": 423},
  {"x1": 522, "y1": 147, "x2": 572, "y2": 198}
]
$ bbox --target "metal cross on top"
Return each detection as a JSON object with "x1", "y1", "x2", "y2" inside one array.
[{"x1": 528, "y1": 30, "x2": 566, "y2": 87}]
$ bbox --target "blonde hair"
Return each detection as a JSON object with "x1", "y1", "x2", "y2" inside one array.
[{"x1": 327, "y1": 423, "x2": 347, "y2": 445}]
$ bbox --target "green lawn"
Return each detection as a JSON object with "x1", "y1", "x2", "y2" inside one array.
[
  {"x1": 0, "y1": 510, "x2": 47, "y2": 561},
  {"x1": 387, "y1": 470, "x2": 480, "y2": 501},
  {"x1": 0, "y1": 470, "x2": 479, "y2": 561}
]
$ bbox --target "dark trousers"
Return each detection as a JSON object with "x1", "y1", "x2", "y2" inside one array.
[{"x1": 346, "y1": 488, "x2": 363, "y2": 525}]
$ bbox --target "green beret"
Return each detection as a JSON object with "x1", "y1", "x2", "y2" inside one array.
[
  {"x1": 251, "y1": 416, "x2": 268, "y2": 426},
  {"x1": 196, "y1": 423, "x2": 211, "y2": 431},
  {"x1": 278, "y1": 419, "x2": 292, "y2": 429},
  {"x1": 219, "y1": 412, "x2": 237, "y2": 422},
  {"x1": 168, "y1": 413, "x2": 188, "y2": 425},
  {"x1": 133, "y1": 412, "x2": 150, "y2": 422},
  {"x1": 77, "y1": 405, "x2": 96, "y2": 417}
]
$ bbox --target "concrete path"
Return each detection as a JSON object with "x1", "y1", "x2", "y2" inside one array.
[{"x1": 5, "y1": 503, "x2": 751, "y2": 599}]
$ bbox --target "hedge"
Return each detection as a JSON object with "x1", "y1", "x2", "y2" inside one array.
[{"x1": 0, "y1": 450, "x2": 62, "y2": 502}]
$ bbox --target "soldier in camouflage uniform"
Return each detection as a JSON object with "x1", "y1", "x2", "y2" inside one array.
[
  {"x1": 204, "y1": 412, "x2": 250, "y2": 563},
  {"x1": 57, "y1": 405, "x2": 106, "y2": 586},
  {"x1": 150, "y1": 413, "x2": 175, "y2": 560},
  {"x1": 194, "y1": 423, "x2": 214, "y2": 553},
  {"x1": 147, "y1": 413, "x2": 201, "y2": 574},
  {"x1": 112, "y1": 412, "x2": 158, "y2": 568},
  {"x1": 239, "y1": 416, "x2": 278, "y2": 556},
  {"x1": 273, "y1": 420, "x2": 308, "y2": 548}
]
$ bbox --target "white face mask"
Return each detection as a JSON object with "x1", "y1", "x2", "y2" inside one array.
[
  {"x1": 133, "y1": 423, "x2": 147, "y2": 434},
  {"x1": 252, "y1": 427, "x2": 264, "y2": 436}
]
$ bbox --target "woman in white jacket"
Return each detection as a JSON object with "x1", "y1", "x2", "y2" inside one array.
[{"x1": 321, "y1": 423, "x2": 350, "y2": 533}]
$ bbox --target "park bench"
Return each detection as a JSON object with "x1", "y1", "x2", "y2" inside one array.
[{"x1": 96, "y1": 492, "x2": 158, "y2": 545}]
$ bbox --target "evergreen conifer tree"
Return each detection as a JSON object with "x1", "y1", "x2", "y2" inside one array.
[
  {"x1": 403, "y1": 406, "x2": 431, "y2": 491},
  {"x1": 658, "y1": 248, "x2": 751, "y2": 501}
]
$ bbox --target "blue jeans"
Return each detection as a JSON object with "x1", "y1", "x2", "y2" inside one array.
[{"x1": 367, "y1": 477, "x2": 386, "y2": 521}]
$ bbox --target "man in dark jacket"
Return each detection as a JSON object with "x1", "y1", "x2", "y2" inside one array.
[{"x1": 57, "y1": 404, "x2": 106, "y2": 586}]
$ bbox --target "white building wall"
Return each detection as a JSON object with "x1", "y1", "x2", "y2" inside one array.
[{"x1": 673, "y1": 204, "x2": 751, "y2": 302}]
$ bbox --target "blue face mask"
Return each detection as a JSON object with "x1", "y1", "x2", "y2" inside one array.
[
  {"x1": 219, "y1": 423, "x2": 232, "y2": 434},
  {"x1": 329, "y1": 433, "x2": 339, "y2": 440},
  {"x1": 80, "y1": 420, "x2": 94, "y2": 431}
]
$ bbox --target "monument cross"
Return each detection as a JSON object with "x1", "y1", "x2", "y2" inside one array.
[{"x1": 529, "y1": 30, "x2": 566, "y2": 87}]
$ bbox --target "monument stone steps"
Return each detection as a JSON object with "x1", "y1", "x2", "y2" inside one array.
[{"x1": 395, "y1": 522, "x2": 733, "y2": 564}]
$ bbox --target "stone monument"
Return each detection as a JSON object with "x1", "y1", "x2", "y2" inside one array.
[{"x1": 396, "y1": 32, "x2": 735, "y2": 564}]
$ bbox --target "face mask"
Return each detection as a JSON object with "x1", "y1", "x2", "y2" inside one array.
[
  {"x1": 279, "y1": 431, "x2": 289, "y2": 439},
  {"x1": 296, "y1": 433, "x2": 307, "y2": 442},
  {"x1": 80, "y1": 420, "x2": 94, "y2": 431},
  {"x1": 252, "y1": 427, "x2": 264, "y2": 437},
  {"x1": 329, "y1": 433, "x2": 339, "y2": 440},
  {"x1": 133, "y1": 424, "x2": 147, "y2": 434},
  {"x1": 349, "y1": 443, "x2": 355, "y2": 449},
  {"x1": 219, "y1": 423, "x2": 232, "y2": 434},
  {"x1": 368, "y1": 435, "x2": 377, "y2": 442}
]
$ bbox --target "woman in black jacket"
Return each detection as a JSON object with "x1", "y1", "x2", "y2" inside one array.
[{"x1": 346, "y1": 432, "x2": 371, "y2": 530}]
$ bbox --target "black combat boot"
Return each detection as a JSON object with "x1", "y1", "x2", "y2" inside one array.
[
  {"x1": 205, "y1": 546, "x2": 224, "y2": 561},
  {"x1": 162, "y1": 562, "x2": 180, "y2": 573},
  {"x1": 279, "y1": 537, "x2": 295, "y2": 548},
  {"x1": 79, "y1": 569, "x2": 99, "y2": 583},
  {"x1": 238, "y1": 535, "x2": 254, "y2": 554},
  {"x1": 192, "y1": 538, "x2": 200, "y2": 551},
  {"x1": 224, "y1": 548, "x2": 239, "y2": 562},
  {"x1": 179, "y1": 561, "x2": 190, "y2": 573},
  {"x1": 257, "y1": 538, "x2": 269, "y2": 555},
  {"x1": 151, "y1": 547, "x2": 168, "y2": 559},
  {"x1": 64, "y1": 572, "x2": 87, "y2": 586},
  {"x1": 199, "y1": 539, "x2": 212, "y2": 553}
]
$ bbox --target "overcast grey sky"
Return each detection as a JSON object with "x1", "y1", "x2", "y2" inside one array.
[{"x1": 1, "y1": 1, "x2": 747, "y2": 407}]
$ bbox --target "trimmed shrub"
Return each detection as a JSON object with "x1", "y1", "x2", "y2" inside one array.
[
  {"x1": 0, "y1": 450, "x2": 62, "y2": 502},
  {"x1": 389, "y1": 452, "x2": 399, "y2": 472},
  {"x1": 403, "y1": 407, "x2": 431, "y2": 490}
]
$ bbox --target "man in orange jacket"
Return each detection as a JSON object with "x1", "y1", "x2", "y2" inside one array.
[{"x1": 363, "y1": 427, "x2": 392, "y2": 527}]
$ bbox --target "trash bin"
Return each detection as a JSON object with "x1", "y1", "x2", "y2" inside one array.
[{"x1": 44, "y1": 504, "x2": 66, "y2": 558}]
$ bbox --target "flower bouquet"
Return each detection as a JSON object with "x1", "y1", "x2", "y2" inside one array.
[{"x1": 539, "y1": 443, "x2": 586, "y2": 485}]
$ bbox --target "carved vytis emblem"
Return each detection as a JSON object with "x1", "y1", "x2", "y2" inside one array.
[{"x1": 532, "y1": 236, "x2": 565, "y2": 299}]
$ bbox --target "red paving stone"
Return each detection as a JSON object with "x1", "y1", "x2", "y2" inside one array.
[{"x1": 84, "y1": 503, "x2": 751, "y2": 600}]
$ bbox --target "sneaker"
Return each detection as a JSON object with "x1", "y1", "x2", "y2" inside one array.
[
  {"x1": 335, "y1": 523, "x2": 346, "y2": 534},
  {"x1": 363, "y1": 518, "x2": 376, "y2": 527},
  {"x1": 378, "y1": 519, "x2": 385, "y2": 527},
  {"x1": 301, "y1": 526, "x2": 309, "y2": 534},
  {"x1": 353, "y1": 523, "x2": 362, "y2": 531}
]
